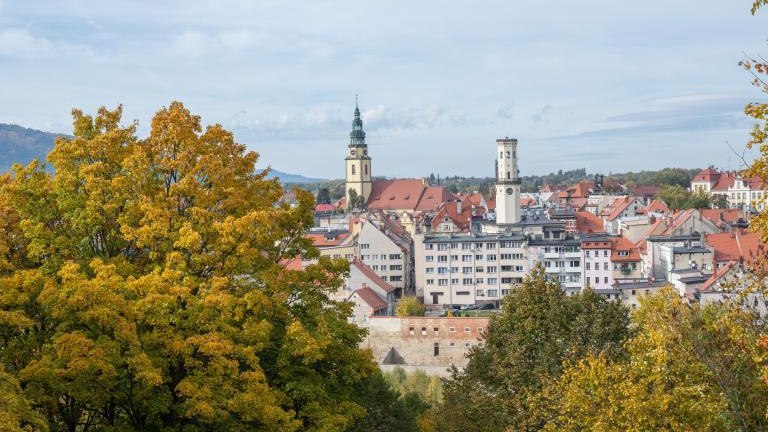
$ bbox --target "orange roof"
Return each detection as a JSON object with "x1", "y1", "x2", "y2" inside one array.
[
  {"x1": 305, "y1": 231, "x2": 351, "y2": 247},
  {"x1": 366, "y1": 179, "x2": 450, "y2": 212},
  {"x1": 350, "y1": 286, "x2": 387, "y2": 310},
  {"x1": 581, "y1": 239, "x2": 612, "y2": 249},
  {"x1": 432, "y1": 198, "x2": 474, "y2": 232},
  {"x1": 699, "y1": 209, "x2": 744, "y2": 227},
  {"x1": 705, "y1": 231, "x2": 762, "y2": 264},
  {"x1": 645, "y1": 199, "x2": 669, "y2": 214},
  {"x1": 520, "y1": 196, "x2": 537, "y2": 208},
  {"x1": 574, "y1": 211, "x2": 604, "y2": 234},
  {"x1": 557, "y1": 181, "x2": 592, "y2": 199},
  {"x1": 280, "y1": 258, "x2": 304, "y2": 271},
  {"x1": 692, "y1": 167, "x2": 720, "y2": 184},
  {"x1": 607, "y1": 196, "x2": 639, "y2": 221},
  {"x1": 351, "y1": 258, "x2": 395, "y2": 293},
  {"x1": 610, "y1": 236, "x2": 641, "y2": 262}
]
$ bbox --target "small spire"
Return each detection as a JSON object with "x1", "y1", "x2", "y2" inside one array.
[{"x1": 350, "y1": 96, "x2": 366, "y2": 146}]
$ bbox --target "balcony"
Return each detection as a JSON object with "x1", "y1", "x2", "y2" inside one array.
[
  {"x1": 543, "y1": 252, "x2": 561, "y2": 259},
  {"x1": 545, "y1": 266, "x2": 560, "y2": 274},
  {"x1": 564, "y1": 251, "x2": 581, "y2": 259}
]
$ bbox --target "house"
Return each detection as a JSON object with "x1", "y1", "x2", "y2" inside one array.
[
  {"x1": 347, "y1": 258, "x2": 397, "y2": 315},
  {"x1": 348, "y1": 286, "x2": 388, "y2": 325},
  {"x1": 690, "y1": 167, "x2": 768, "y2": 211},
  {"x1": 602, "y1": 196, "x2": 645, "y2": 235},
  {"x1": 357, "y1": 214, "x2": 414, "y2": 296}
]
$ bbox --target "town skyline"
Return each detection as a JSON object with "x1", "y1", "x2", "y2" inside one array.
[{"x1": 1, "y1": 1, "x2": 766, "y2": 178}]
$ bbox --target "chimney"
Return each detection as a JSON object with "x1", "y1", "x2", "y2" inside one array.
[{"x1": 649, "y1": 215, "x2": 656, "y2": 224}]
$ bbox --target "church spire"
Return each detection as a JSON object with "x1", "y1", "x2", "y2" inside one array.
[{"x1": 349, "y1": 96, "x2": 366, "y2": 146}]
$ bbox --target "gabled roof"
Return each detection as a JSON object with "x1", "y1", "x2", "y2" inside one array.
[
  {"x1": 705, "y1": 230, "x2": 762, "y2": 263},
  {"x1": 366, "y1": 179, "x2": 451, "y2": 212},
  {"x1": 431, "y1": 197, "x2": 474, "y2": 232},
  {"x1": 558, "y1": 181, "x2": 593, "y2": 199},
  {"x1": 351, "y1": 258, "x2": 395, "y2": 293},
  {"x1": 699, "y1": 209, "x2": 744, "y2": 227},
  {"x1": 700, "y1": 261, "x2": 738, "y2": 291},
  {"x1": 610, "y1": 236, "x2": 642, "y2": 262},
  {"x1": 645, "y1": 199, "x2": 669, "y2": 214},
  {"x1": 349, "y1": 286, "x2": 387, "y2": 310},
  {"x1": 315, "y1": 203, "x2": 336, "y2": 213},
  {"x1": 692, "y1": 167, "x2": 720, "y2": 184},
  {"x1": 305, "y1": 231, "x2": 352, "y2": 247},
  {"x1": 607, "y1": 196, "x2": 640, "y2": 221},
  {"x1": 574, "y1": 211, "x2": 604, "y2": 234}
]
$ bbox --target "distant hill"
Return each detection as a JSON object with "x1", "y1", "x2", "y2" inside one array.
[
  {"x1": 0, "y1": 123, "x2": 326, "y2": 183},
  {"x1": 257, "y1": 168, "x2": 327, "y2": 184},
  {"x1": 0, "y1": 123, "x2": 66, "y2": 171}
]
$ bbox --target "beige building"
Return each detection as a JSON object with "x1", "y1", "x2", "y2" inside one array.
[{"x1": 357, "y1": 214, "x2": 413, "y2": 296}]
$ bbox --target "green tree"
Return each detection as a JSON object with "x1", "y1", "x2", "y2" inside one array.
[
  {"x1": 316, "y1": 187, "x2": 331, "y2": 205},
  {"x1": 0, "y1": 102, "x2": 381, "y2": 431},
  {"x1": 656, "y1": 184, "x2": 711, "y2": 210},
  {"x1": 430, "y1": 266, "x2": 630, "y2": 432},
  {"x1": 542, "y1": 287, "x2": 768, "y2": 431},
  {"x1": 396, "y1": 296, "x2": 425, "y2": 317}
]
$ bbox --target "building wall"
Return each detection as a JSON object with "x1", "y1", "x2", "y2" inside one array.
[
  {"x1": 361, "y1": 317, "x2": 489, "y2": 374},
  {"x1": 581, "y1": 247, "x2": 613, "y2": 290},
  {"x1": 358, "y1": 221, "x2": 409, "y2": 291}
]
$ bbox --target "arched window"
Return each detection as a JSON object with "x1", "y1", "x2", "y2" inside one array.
[
  {"x1": 364, "y1": 164, "x2": 368, "y2": 175},
  {"x1": 513, "y1": 151, "x2": 516, "y2": 159},
  {"x1": 506, "y1": 151, "x2": 510, "y2": 159},
  {"x1": 507, "y1": 172, "x2": 511, "y2": 179},
  {"x1": 499, "y1": 151, "x2": 503, "y2": 159},
  {"x1": 351, "y1": 164, "x2": 356, "y2": 175}
]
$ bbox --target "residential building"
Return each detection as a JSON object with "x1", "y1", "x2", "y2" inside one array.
[{"x1": 357, "y1": 214, "x2": 413, "y2": 296}]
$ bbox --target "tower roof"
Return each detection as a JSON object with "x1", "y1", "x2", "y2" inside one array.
[{"x1": 349, "y1": 97, "x2": 366, "y2": 146}]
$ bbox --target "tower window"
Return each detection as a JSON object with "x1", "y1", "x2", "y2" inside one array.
[
  {"x1": 351, "y1": 165, "x2": 356, "y2": 175},
  {"x1": 499, "y1": 151, "x2": 503, "y2": 159},
  {"x1": 507, "y1": 172, "x2": 510, "y2": 179},
  {"x1": 364, "y1": 164, "x2": 368, "y2": 175},
  {"x1": 506, "y1": 151, "x2": 510, "y2": 159},
  {"x1": 350, "y1": 149, "x2": 356, "y2": 156}
]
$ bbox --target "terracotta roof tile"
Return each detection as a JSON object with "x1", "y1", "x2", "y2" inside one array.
[
  {"x1": 349, "y1": 286, "x2": 387, "y2": 310},
  {"x1": 351, "y1": 258, "x2": 395, "y2": 293},
  {"x1": 574, "y1": 211, "x2": 604, "y2": 234}
]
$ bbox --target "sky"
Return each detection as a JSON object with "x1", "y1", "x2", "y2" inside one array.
[{"x1": 1, "y1": 1, "x2": 767, "y2": 179}]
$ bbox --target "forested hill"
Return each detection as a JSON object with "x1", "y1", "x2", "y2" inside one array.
[{"x1": 0, "y1": 123, "x2": 65, "y2": 171}]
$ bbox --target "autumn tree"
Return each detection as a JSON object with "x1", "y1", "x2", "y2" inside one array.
[
  {"x1": 396, "y1": 296, "x2": 426, "y2": 317},
  {"x1": 541, "y1": 288, "x2": 768, "y2": 431},
  {"x1": 0, "y1": 102, "x2": 386, "y2": 431},
  {"x1": 429, "y1": 266, "x2": 630, "y2": 432}
]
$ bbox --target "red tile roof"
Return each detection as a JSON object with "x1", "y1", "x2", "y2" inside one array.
[
  {"x1": 315, "y1": 203, "x2": 336, "y2": 213},
  {"x1": 705, "y1": 231, "x2": 762, "y2": 264},
  {"x1": 351, "y1": 258, "x2": 395, "y2": 293},
  {"x1": 607, "y1": 196, "x2": 640, "y2": 221},
  {"x1": 610, "y1": 236, "x2": 641, "y2": 262},
  {"x1": 431, "y1": 198, "x2": 474, "y2": 232},
  {"x1": 645, "y1": 199, "x2": 669, "y2": 214},
  {"x1": 305, "y1": 231, "x2": 351, "y2": 247},
  {"x1": 366, "y1": 179, "x2": 450, "y2": 212},
  {"x1": 574, "y1": 211, "x2": 604, "y2": 234},
  {"x1": 692, "y1": 167, "x2": 720, "y2": 184},
  {"x1": 558, "y1": 181, "x2": 593, "y2": 200},
  {"x1": 350, "y1": 286, "x2": 387, "y2": 311},
  {"x1": 699, "y1": 209, "x2": 744, "y2": 227}
]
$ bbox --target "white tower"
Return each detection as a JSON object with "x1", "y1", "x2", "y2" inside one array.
[
  {"x1": 495, "y1": 137, "x2": 521, "y2": 225},
  {"x1": 345, "y1": 99, "x2": 372, "y2": 208}
]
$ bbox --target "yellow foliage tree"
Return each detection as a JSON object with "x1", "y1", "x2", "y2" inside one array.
[{"x1": 0, "y1": 102, "x2": 378, "y2": 431}]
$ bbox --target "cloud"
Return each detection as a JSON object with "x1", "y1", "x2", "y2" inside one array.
[
  {"x1": 531, "y1": 105, "x2": 552, "y2": 123},
  {"x1": 549, "y1": 94, "x2": 750, "y2": 140},
  {"x1": 0, "y1": 27, "x2": 91, "y2": 59},
  {"x1": 497, "y1": 103, "x2": 515, "y2": 119}
]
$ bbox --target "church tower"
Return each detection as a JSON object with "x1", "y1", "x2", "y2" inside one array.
[
  {"x1": 345, "y1": 99, "x2": 372, "y2": 208},
  {"x1": 495, "y1": 137, "x2": 521, "y2": 225}
]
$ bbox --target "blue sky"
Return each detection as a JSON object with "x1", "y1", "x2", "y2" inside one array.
[{"x1": 0, "y1": 1, "x2": 766, "y2": 179}]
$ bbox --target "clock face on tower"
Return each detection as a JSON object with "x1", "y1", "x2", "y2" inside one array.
[{"x1": 506, "y1": 188, "x2": 513, "y2": 195}]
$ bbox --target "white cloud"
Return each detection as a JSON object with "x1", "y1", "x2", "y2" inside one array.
[{"x1": 0, "y1": 27, "x2": 91, "y2": 59}]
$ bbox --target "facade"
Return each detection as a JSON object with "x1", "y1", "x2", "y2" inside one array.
[
  {"x1": 358, "y1": 217, "x2": 412, "y2": 296},
  {"x1": 690, "y1": 167, "x2": 768, "y2": 211},
  {"x1": 361, "y1": 316, "x2": 489, "y2": 376},
  {"x1": 581, "y1": 237, "x2": 613, "y2": 290}
]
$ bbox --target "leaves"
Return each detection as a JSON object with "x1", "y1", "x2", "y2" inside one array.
[{"x1": 0, "y1": 101, "x2": 377, "y2": 431}]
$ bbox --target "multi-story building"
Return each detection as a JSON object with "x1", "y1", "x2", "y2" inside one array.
[
  {"x1": 581, "y1": 236, "x2": 613, "y2": 290},
  {"x1": 690, "y1": 167, "x2": 767, "y2": 211},
  {"x1": 527, "y1": 231, "x2": 582, "y2": 295},
  {"x1": 357, "y1": 215, "x2": 412, "y2": 297}
]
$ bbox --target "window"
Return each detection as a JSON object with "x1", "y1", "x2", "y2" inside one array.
[
  {"x1": 462, "y1": 267, "x2": 472, "y2": 274},
  {"x1": 501, "y1": 265, "x2": 513, "y2": 271},
  {"x1": 450, "y1": 243, "x2": 459, "y2": 249},
  {"x1": 501, "y1": 277, "x2": 513, "y2": 284},
  {"x1": 570, "y1": 260, "x2": 580, "y2": 267},
  {"x1": 462, "y1": 255, "x2": 472, "y2": 262},
  {"x1": 450, "y1": 341, "x2": 456, "y2": 347},
  {"x1": 586, "y1": 262, "x2": 590, "y2": 270},
  {"x1": 462, "y1": 243, "x2": 472, "y2": 250},
  {"x1": 486, "y1": 266, "x2": 497, "y2": 273},
  {"x1": 463, "y1": 278, "x2": 473, "y2": 285},
  {"x1": 421, "y1": 327, "x2": 427, "y2": 336},
  {"x1": 360, "y1": 243, "x2": 370, "y2": 250},
  {"x1": 477, "y1": 289, "x2": 485, "y2": 296},
  {"x1": 488, "y1": 289, "x2": 498, "y2": 297},
  {"x1": 433, "y1": 343, "x2": 439, "y2": 357},
  {"x1": 449, "y1": 327, "x2": 456, "y2": 332},
  {"x1": 381, "y1": 276, "x2": 387, "y2": 281},
  {"x1": 486, "y1": 243, "x2": 496, "y2": 249},
  {"x1": 425, "y1": 244, "x2": 434, "y2": 250},
  {"x1": 450, "y1": 255, "x2": 459, "y2": 261},
  {"x1": 603, "y1": 250, "x2": 608, "y2": 257},
  {"x1": 488, "y1": 277, "x2": 498, "y2": 285},
  {"x1": 475, "y1": 266, "x2": 484, "y2": 273},
  {"x1": 438, "y1": 279, "x2": 448, "y2": 286},
  {"x1": 389, "y1": 253, "x2": 403, "y2": 260},
  {"x1": 501, "y1": 288, "x2": 510, "y2": 295},
  {"x1": 475, "y1": 243, "x2": 483, "y2": 249},
  {"x1": 603, "y1": 262, "x2": 608, "y2": 271},
  {"x1": 604, "y1": 277, "x2": 608, "y2": 284},
  {"x1": 351, "y1": 164, "x2": 356, "y2": 175},
  {"x1": 380, "y1": 265, "x2": 388, "y2": 271},
  {"x1": 434, "y1": 327, "x2": 439, "y2": 334},
  {"x1": 426, "y1": 279, "x2": 434, "y2": 285},
  {"x1": 390, "y1": 276, "x2": 402, "y2": 282},
  {"x1": 586, "y1": 250, "x2": 590, "y2": 257},
  {"x1": 475, "y1": 254, "x2": 484, "y2": 261},
  {"x1": 475, "y1": 278, "x2": 484, "y2": 284},
  {"x1": 425, "y1": 255, "x2": 434, "y2": 262},
  {"x1": 364, "y1": 164, "x2": 368, "y2": 175},
  {"x1": 451, "y1": 278, "x2": 459, "y2": 284},
  {"x1": 464, "y1": 327, "x2": 471, "y2": 333},
  {"x1": 391, "y1": 265, "x2": 403, "y2": 271},
  {"x1": 438, "y1": 267, "x2": 448, "y2": 274},
  {"x1": 438, "y1": 244, "x2": 448, "y2": 251},
  {"x1": 409, "y1": 327, "x2": 414, "y2": 335},
  {"x1": 438, "y1": 256, "x2": 448, "y2": 262},
  {"x1": 487, "y1": 254, "x2": 497, "y2": 261}
]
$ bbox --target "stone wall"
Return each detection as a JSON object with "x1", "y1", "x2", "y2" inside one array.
[{"x1": 361, "y1": 316, "x2": 489, "y2": 374}]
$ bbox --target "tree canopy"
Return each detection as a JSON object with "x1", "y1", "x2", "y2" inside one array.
[{"x1": 0, "y1": 102, "x2": 398, "y2": 431}]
